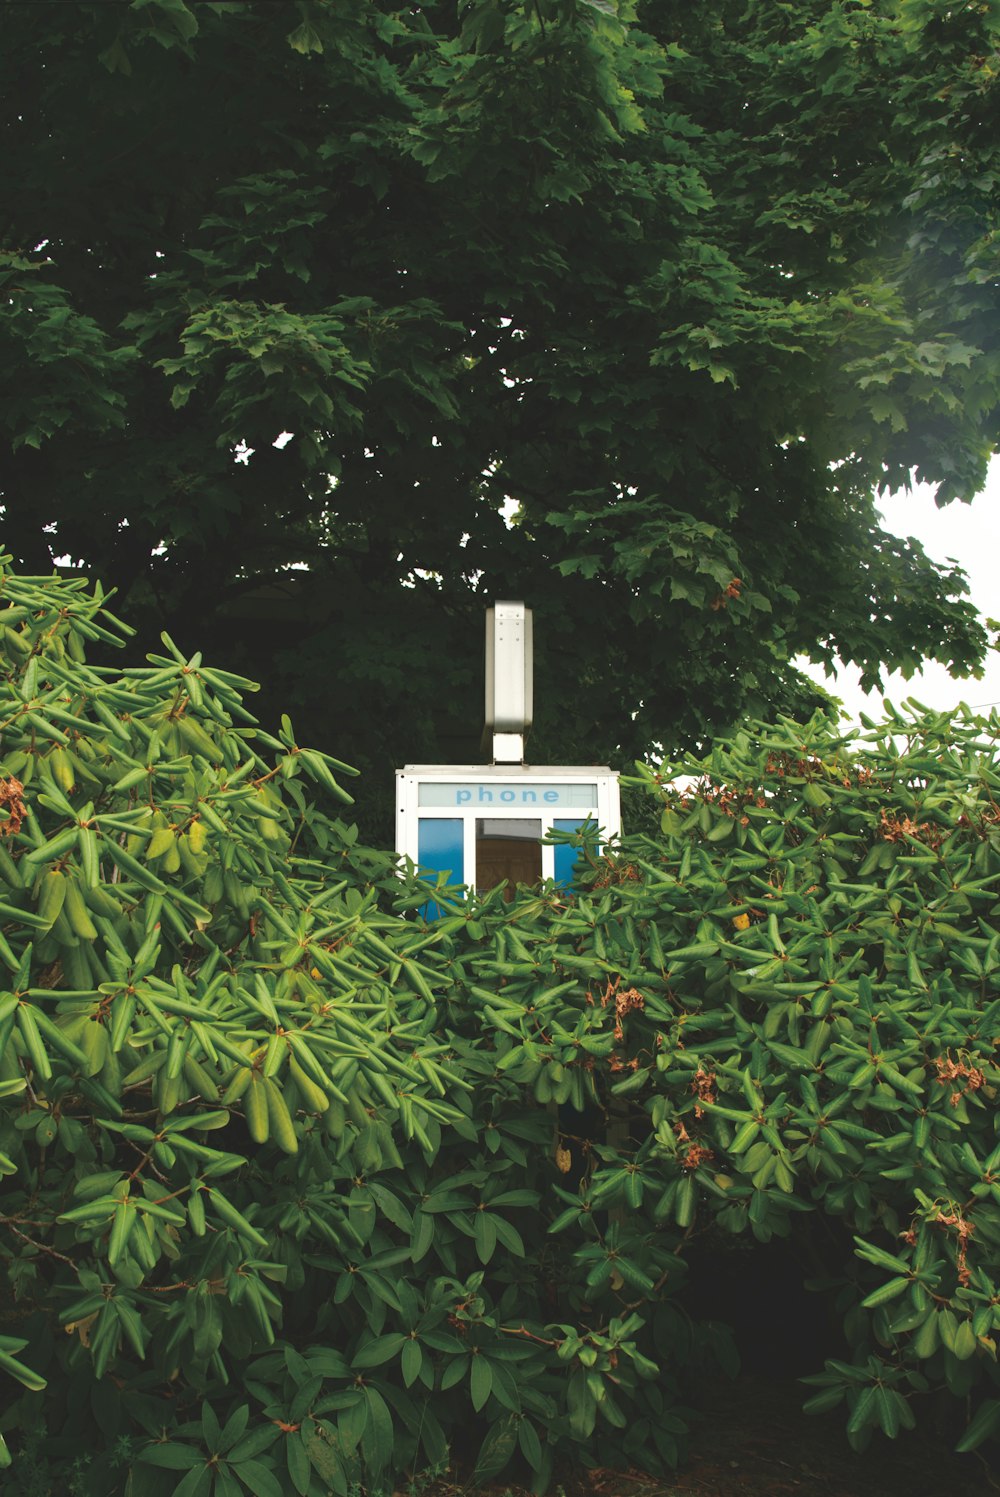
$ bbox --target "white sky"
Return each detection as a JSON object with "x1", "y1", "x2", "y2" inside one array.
[{"x1": 798, "y1": 455, "x2": 1000, "y2": 725}]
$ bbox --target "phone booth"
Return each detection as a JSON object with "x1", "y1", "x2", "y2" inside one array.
[
  {"x1": 396, "y1": 602, "x2": 620, "y2": 902},
  {"x1": 395, "y1": 764, "x2": 621, "y2": 900}
]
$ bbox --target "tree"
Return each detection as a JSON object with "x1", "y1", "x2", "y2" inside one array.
[{"x1": 1, "y1": 0, "x2": 997, "y2": 836}]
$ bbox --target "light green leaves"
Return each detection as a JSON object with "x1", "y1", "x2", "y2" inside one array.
[
  {"x1": 4, "y1": 552, "x2": 1000, "y2": 1487},
  {"x1": 0, "y1": 1335, "x2": 47, "y2": 1393}
]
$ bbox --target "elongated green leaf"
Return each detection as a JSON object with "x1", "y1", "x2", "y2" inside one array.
[
  {"x1": 957, "y1": 1399, "x2": 1000, "y2": 1453},
  {"x1": 136, "y1": 1443, "x2": 202, "y2": 1470},
  {"x1": 352, "y1": 1334, "x2": 406, "y2": 1369},
  {"x1": 232, "y1": 1460, "x2": 284, "y2": 1497}
]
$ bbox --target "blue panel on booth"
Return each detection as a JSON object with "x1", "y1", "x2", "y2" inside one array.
[
  {"x1": 553, "y1": 818, "x2": 585, "y2": 887},
  {"x1": 418, "y1": 819, "x2": 464, "y2": 916}
]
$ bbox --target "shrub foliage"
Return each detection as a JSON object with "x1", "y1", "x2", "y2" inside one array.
[{"x1": 1, "y1": 559, "x2": 1000, "y2": 1493}]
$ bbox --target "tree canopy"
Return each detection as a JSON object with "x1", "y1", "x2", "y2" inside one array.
[{"x1": 2, "y1": 0, "x2": 997, "y2": 831}]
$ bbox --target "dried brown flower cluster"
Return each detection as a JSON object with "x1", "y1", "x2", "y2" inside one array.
[
  {"x1": 934, "y1": 1054, "x2": 986, "y2": 1108},
  {"x1": 0, "y1": 776, "x2": 26, "y2": 837}
]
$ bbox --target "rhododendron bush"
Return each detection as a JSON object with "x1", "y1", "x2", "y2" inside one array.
[{"x1": 1, "y1": 558, "x2": 999, "y2": 1494}]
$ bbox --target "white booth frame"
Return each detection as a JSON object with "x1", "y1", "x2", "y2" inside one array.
[{"x1": 395, "y1": 764, "x2": 621, "y2": 893}]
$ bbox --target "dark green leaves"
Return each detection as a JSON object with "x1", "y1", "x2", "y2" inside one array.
[
  {"x1": 3, "y1": 0, "x2": 996, "y2": 837},
  {"x1": 4, "y1": 558, "x2": 1000, "y2": 1486}
]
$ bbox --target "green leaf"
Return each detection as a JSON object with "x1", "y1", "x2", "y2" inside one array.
[
  {"x1": 305, "y1": 1431, "x2": 343, "y2": 1486},
  {"x1": 227, "y1": 1425, "x2": 281, "y2": 1463},
  {"x1": 361, "y1": 1387, "x2": 393, "y2": 1475},
  {"x1": 473, "y1": 1413, "x2": 517, "y2": 1483},
  {"x1": 0, "y1": 1345, "x2": 46, "y2": 1392},
  {"x1": 859, "y1": 1276, "x2": 909, "y2": 1309},
  {"x1": 217, "y1": 1405, "x2": 250, "y2": 1455},
  {"x1": 287, "y1": 22, "x2": 323, "y2": 55},
  {"x1": 137, "y1": 1443, "x2": 202, "y2": 1470},
  {"x1": 518, "y1": 1416, "x2": 543, "y2": 1471},
  {"x1": 401, "y1": 1338, "x2": 422, "y2": 1388},
  {"x1": 471, "y1": 1353, "x2": 493, "y2": 1413},
  {"x1": 369, "y1": 1182, "x2": 412, "y2": 1232},
  {"x1": 285, "y1": 1435, "x2": 311, "y2": 1497},
  {"x1": 171, "y1": 1465, "x2": 212, "y2": 1497},
  {"x1": 353, "y1": 1333, "x2": 406, "y2": 1369},
  {"x1": 853, "y1": 1237, "x2": 911, "y2": 1274},
  {"x1": 957, "y1": 1399, "x2": 1000, "y2": 1453},
  {"x1": 231, "y1": 1458, "x2": 284, "y2": 1497},
  {"x1": 846, "y1": 1385, "x2": 877, "y2": 1437},
  {"x1": 953, "y1": 1319, "x2": 978, "y2": 1362},
  {"x1": 214, "y1": 1471, "x2": 244, "y2": 1497},
  {"x1": 474, "y1": 1210, "x2": 497, "y2": 1264}
]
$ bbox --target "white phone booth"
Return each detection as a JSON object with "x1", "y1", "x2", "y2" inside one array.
[{"x1": 396, "y1": 765, "x2": 621, "y2": 900}]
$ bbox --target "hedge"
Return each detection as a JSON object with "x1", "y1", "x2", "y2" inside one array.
[{"x1": 1, "y1": 557, "x2": 999, "y2": 1494}]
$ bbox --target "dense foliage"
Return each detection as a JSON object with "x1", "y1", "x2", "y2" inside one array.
[
  {"x1": 3, "y1": 0, "x2": 998, "y2": 835},
  {"x1": 0, "y1": 560, "x2": 711, "y2": 1497},
  {"x1": 3, "y1": 560, "x2": 1000, "y2": 1495}
]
